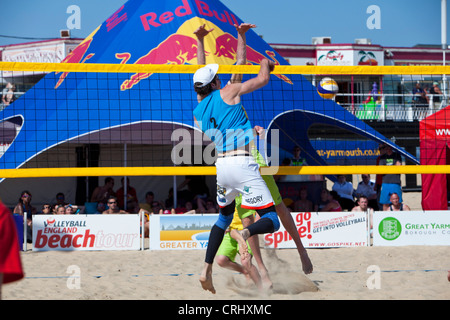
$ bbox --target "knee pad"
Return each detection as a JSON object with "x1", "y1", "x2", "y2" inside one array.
[
  {"x1": 215, "y1": 213, "x2": 233, "y2": 230},
  {"x1": 261, "y1": 210, "x2": 280, "y2": 232},
  {"x1": 215, "y1": 204, "x2": 235, "y2": 230}
]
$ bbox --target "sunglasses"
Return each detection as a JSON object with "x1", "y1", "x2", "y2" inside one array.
[{"x1": 108, "y1": 201, "x2": 117, "y2": 204}]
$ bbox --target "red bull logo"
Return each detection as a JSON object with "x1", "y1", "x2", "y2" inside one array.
[
  {"x1": 120, "y1": 17, "x2": 292, "y2": 91},
  {"x1": 54, "y1": 26, "x2": 100, "y2": 89},
  {"x1": 140, "y1": 0, "x2": 238, "y2": 31},
  {"x1": 118, "y1": 34, "x2": 199, "y2": 91},
  {"x1": 106, "y1": 4, "x2": 128, "y2": 32}
]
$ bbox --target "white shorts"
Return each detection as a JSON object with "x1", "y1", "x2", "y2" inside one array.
[{"x1": 215, "y1": 156, "x2": 274, "y2": 210}]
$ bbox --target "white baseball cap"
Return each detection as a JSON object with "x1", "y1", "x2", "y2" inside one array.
[{"x1": 193, "y1": 64, "x2": 219, "y2": 87}]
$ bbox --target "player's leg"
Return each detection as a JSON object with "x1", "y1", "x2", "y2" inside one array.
[
  {"x1": 200, "y1": 200, "x2": 236, "y2": 294},
  {"x1": 217, "y1": 232, "x2": 261, "y2": 288}
]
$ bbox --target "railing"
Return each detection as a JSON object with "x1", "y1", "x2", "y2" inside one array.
[{"x1": 336, "y1": 93, "x2": 446, "y2": 122}]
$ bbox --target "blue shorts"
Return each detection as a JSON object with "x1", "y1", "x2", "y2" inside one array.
[{"x1": 380, "y1": 183, "x2": 402, "y2": 204}]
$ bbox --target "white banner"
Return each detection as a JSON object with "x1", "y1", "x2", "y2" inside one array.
[
  {"x1": 32, "y1": 214, "x2": 141, "y2": 251},
  {"x1": 317, "y1": 48, "x2": 384, "y2": 66},
  {"x1": 149, "y1": 214, "x2": 217, "y2": 250},
  {"x1": 373, "y1": 211, "x2": 450, "y2": 246},
  {"x1": 264, "y1": 211, "x2": 369, "y2": 248}
]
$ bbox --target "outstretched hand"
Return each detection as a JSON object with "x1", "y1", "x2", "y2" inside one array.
[
  {"x1": 235, "y1": 23, "x2": 256, "y2": 34},
  {"x1": 194, "y1": 24, "x2": 214, "y2": 40}
]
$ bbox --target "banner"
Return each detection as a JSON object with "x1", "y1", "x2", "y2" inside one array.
[
  {"x1": 373, "y1": 211, "x2": 450, "y2": 246},
  {"x1": 32, "y1": 214, "x2": 140, "y2": 251},
  {"x1": 264, "y1": 211, "x2": 369, "y2": 249},
  {"x1": 311, "y1": 140, "x2": 380, "y2": 165},
  {"x1": 149, "y1": 214, "x2": 218, "y2": 250}
]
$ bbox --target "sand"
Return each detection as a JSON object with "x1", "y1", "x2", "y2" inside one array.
[
  {"x1": 1, "y1": 242, "x2": 448, "y2": 301},
  {"x1": 2, "y1": 192, "x2": 449, "y2": 301}
]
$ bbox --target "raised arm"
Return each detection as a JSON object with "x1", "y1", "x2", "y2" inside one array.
[
  {"x1": 194, "y1": 24, "x2": 214, "y2": 65},
  {"x1": 229, "y1": 23, "x2": 256, "y2": 84},
  {"x1": 221, "y1": 59, "x2": 275, "y2": 105}
]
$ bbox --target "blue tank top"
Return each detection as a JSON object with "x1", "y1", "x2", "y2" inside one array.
[{"x1": 193, "y1": 90, "x2": 254, "y2": 153}]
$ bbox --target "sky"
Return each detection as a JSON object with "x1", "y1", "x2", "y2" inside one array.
[{"x1": 0, "y1": 0, "x2": 448, "y2": 48}]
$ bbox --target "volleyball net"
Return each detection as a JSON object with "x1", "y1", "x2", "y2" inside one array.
[{"x1": 1, "y1": 62, "x2": 450, "y2": 179}]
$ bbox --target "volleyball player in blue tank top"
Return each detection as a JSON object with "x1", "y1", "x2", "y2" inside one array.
[{"x1": 193, "y1": 59, "x2": 280, "y2": 294}]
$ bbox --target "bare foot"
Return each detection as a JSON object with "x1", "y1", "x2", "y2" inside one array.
[
  {"x1": 258, "y1": 266, "x2": 273, "y2": 291},
  {"x1": 199, "y1": 263, "x2": 216, "y2": 294}
]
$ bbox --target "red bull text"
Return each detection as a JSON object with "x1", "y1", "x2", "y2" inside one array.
[{"x1": 140, "y1": 0, "x2": 238, "y2": 31}]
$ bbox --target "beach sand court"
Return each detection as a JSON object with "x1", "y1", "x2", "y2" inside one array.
[{"x1": 2, "y1": 241, "x2": 449, "y2": 300}]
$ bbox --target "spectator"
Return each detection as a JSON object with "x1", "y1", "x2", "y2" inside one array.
[
  {"x1": 290, "y1": 146, "x2": 307, "y2": 166},
  {"x1": 355, "y1": 174, "x2": 378, "y2": 211},
  {"x1": 150, "y1": 201, "x2": 163, "y2": 215},
  {"x1": 352, "y1": 195, "x2": 374, "y2": 231},
  {"x1": 1, "y1": 83, "x2": 16, "y2": 107},
  {"x1": 165, "y1": 188, "x2": 175, "y2": 210},
  {"x1": 13, "y1": 191, "x2": 37, "y2": 244},
  {"x1": 14, "y1": 191, "x2": 37, "y2": 243},
  {"x1": 332, "y1": 175, "x2": 355, "y2": 211},
  {"x1": 1, "y1": 82, "x2": 12, "y2": 99},
  {"x1": 412, "y1": 82, "x2": 428, "y2": 107},
  {"x1": 294, "y1": 187, "x2": 313, "y2": 212},
  {"x1": 91, "y1": 177, "x2": 115, "y2": 204},
  {"x1": 183, "y1": 201, "x2": 196, "y2": 214},
  {"x1": 426, "y1": 81, "x2": 443, "y2": 112},
  {"x1": 54, "y1": 192, "x2": 81, "y2": 213},
  {"x1": 102, "y1": 196, "x2": 127, "y2": 214},
  {"x1": 13, "y1": 190, "x2": 37, "y2": 216},
  {"x1": 115, "y1": 177, "x2": 138, "y2": 210},
  {"x1": 322, "y1": 190, "x2": 342, "y2": 212},
  {"x1": 140, "y1": 191, "x2": 155, "y2": 212},
  {"x1": 385, "y1": 193, "x2": 410, "y2": 211},
  {"x1": 314, "y1": 188, "x2": 330, "y2": 212},
  {"x1": 126, "y1": 199, "x2": 150, "y2": 237},
  {"x1": 174, "y1": 200, "x2": 196, "y2": 214},
  {"x1": 94, "y1": 202, "x2": 106, "y2": 214},
  {"x1": 379, "y1": 146, "x2": 403, "y2": 211},
  {"x1": 197, "y1": 198, "x2": 218, "y2": 213},
  {"x1": 39, "y1": 204, "x2": 52, "y2": 215},
  {"x1": 55, "y1": 192, "x2": 68, "y2": 206},
  {"x1": 64, "y1": 205, "x2": 76, "y2": 215},
  {"x1": 55, "y1": 205, "x2": 66, "y2": 215}
]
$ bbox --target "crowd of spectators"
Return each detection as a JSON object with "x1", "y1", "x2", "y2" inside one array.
[
  {"x1": 280, "y1": 143, "x2": 410, "y2": 214},
  {"x1": 10, "y1": 176, "x2": 219, "y2": 219}
]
